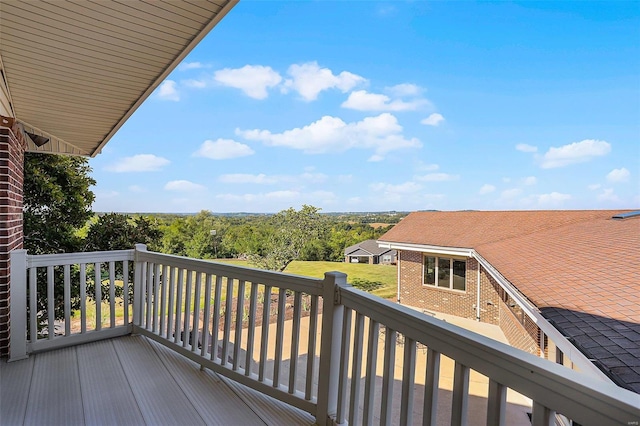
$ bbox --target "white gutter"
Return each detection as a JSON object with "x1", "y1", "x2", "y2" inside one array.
[
  {"x1": 476, "y1": 263, "x2": 481, "y2": 321},
  {"x1": 378, "y1": 240, "x2": 612, "y2": 382},
  {"x1": 396, "y1": 250, "x2": 401, "y2": 303},
  {"x1": 472, "y1": 251, "x2": 611, "y2": 382}
]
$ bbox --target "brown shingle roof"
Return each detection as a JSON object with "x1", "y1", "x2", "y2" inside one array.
[{"x1": 379, "y1": 210, "x2": 640, "y2": 392}]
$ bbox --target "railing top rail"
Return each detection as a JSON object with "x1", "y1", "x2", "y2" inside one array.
[
  {"x1": 338, "y1": 285, "x2": 640, "y2": 425},
  {"x1": 26, "y1": 249, "x2": 135, "y2": 268},
  {"x1": 136, "y1": 250, "x2": 324, "y2": 295}
]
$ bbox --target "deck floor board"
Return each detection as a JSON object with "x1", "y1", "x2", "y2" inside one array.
[{"x1": 1, "y1": 335, "x2": 313, "y2": 426}]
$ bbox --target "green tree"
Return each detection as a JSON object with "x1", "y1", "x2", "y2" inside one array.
[
  {"x1": 84, "y1": 213, "x2": 162, "y2": 252},
  {"x1": 24, "y1": 153, "x2": 95, "y2": 254},
  {"x1": 248, "y1": 205, "x2": 326, "y2": 272},
  {"x1": 23, "y1": 153, "x2": 95, "y2": 330}
]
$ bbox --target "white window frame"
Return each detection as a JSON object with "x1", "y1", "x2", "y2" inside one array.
[{"x1": 422, "y1": 254, "x2": 466, "y2": 291}]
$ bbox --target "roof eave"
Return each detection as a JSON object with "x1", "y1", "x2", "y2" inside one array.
[{"x1": 90, "y1": 0, "x2": 238, "y2": 158}]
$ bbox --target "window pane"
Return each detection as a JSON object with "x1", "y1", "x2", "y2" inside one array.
[
  {"x1": 438, "y1": 258, "x2": 450, "y2": 287},
  {"x1": 424, "y1": 256, "x2": 435, "y2": 285},
  {"x1": 453, "y1": 260, "x2": 466, "y2": 291}
]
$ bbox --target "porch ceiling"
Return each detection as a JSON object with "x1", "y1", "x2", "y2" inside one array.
[{"x1": 0, "y1": 0, "x2": 237, "y2": 157}]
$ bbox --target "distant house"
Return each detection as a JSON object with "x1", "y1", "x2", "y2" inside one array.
[
  {"x1": 344, "y1": 239, "x2": 397, "y2": 264},
  {"x1": 378, "y1": 210, "x2": 640, "y2": 393}
]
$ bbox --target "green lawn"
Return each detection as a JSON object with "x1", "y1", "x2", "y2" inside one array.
[{"x1": 214, "y1": 259, "x2": 398, "y2": 299}]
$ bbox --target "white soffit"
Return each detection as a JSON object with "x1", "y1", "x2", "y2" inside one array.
[{"x1": 0, "y1": 0, "x2": 237, "y2": 157}]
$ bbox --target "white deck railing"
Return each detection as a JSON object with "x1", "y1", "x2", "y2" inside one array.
[{"x1": 9, "y1": 246, "x2": 640, "y2": 426}]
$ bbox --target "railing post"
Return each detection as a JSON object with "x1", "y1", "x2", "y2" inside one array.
[
  {"x1": 132, "y1": 244, "x2": 147, "y2": 327},
  {"x1": 316, "y1": 271, "x2": 347, "y2": 426},
  {"x1": 9, "y1": 249, "x2": 28, "y2": 361}
]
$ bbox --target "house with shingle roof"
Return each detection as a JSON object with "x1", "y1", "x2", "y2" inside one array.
[
  {"x1": 378, "y1": 210, "x2": 640, "y2": 393},
  {"x1": 344, "y1": 239, "x2": 397, "y2": 264}
]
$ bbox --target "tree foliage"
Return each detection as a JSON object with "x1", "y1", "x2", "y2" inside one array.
[
  {"x1": 85, "y1": 213, "x2": 162, "y2": 252},
  {"x1": 23, "y1": 153, "x2": 95, "y2": 254},
  {"x1": 248, "y1": 205, "x2": 327, "y2": 272}
]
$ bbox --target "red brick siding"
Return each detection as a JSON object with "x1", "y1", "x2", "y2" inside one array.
[
  {"x1": 399, "y1": 249, "x2": 542, "y2": 355},
  {"x1": 399, "y1": 251, "x2": 477, "y2": 321},
  {"x1": 0, "y1": 126, "x2": 25, "y2": 356}
]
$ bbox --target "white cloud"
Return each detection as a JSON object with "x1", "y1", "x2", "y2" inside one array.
[
  {"x1": 282, "y1": 62, "x2": 366, "y2": 101},
  {"x1": 342, "y1": 90, "x2": 428, "y2": 112},
  {"x1": 179, "y1": 61, "x2": 204, "y2": 71},
  {"x1": 415, "y1": 173, "x2": 459, "y2": 182},
  {"x1": 516, "y1": 143, "x2": 537, "y2": 153},
  {"x1": 597, "y1": 188, "x2": 620, "y2": 203},
  {"x1": 588, "y1": 183, "x2": 602, "y2": 190},
  {"x1": 237, "y1": 113, "x2": 421, "y2": 161},
  {"x1": 128, "y1": 185, "x2": 146, "y2": 193},
  {"x1": 214, "y1": 65, "x2": 282, "y2": 99},
  {"x1": 370, "y1": 181, "x2": 422, "y2": 194},
  {"x1": 523, "y1": 176, "x2": 537, "y2": 185},
  {"x1": 606, "y1": 167, "x2": 630, "y2": 183},
  {"x1": 193, "y1": 139, "x2": 255, "y2": 160},
  {"x1": 421, "y1": 113, "x2": 445, "y2": 127},
  {"x1": 105, "y1": 154, "x2": 170, "y2": 172},
  {"x1": 502, "y1": 177, "x2": 511, "y2": 183},
  {"x1": 536, "y1": 192, "x2": 571, "y2": 206},
  {"x1": 415, "y1": 162, "x2": 439, "y2": 172},
  {"x1": 164, "y1": 180, "x2": 206, "y2": 192},
  {"x1": 265, "y1": 190, "x2": 298, "y2": 199},
  {"x1": 300, "y1": 172, "x2": 328, "y2": 183},
  {"x1": 157, "y1": 80, "x2": 179, "y2": 101},
  {"x1": 218, "y1": 173, "x2": 278, "y2": 184},
  {"x1": 385, "y1": 83, "x2": 422, "y2": 97},
  {"x1": 540, "y1": 139, "x2": 611, "y2": 169},
  {"x1": 479, "y1": 184, "x2": 496, "y2": 195},
  {"x1": 501, "y1": 188, "x2": 522, "y2": 199},
  {"x1": 183, "y1": 79, "x2": 208, "y2": 89}
]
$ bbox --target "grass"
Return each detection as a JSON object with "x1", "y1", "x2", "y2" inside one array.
[{"x1": 214, "y1": 259, "x2": 397, "y2": 299}]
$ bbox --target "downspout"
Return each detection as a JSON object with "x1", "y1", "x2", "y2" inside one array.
[
  {"x1": 397, "y1": 250, "x2": 401, "y2": 303},
  {"x1": 476, "y1": 262, "x2": 481, "y2": 321}
]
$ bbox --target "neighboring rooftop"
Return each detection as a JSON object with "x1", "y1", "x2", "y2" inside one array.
[
  {"x1": 379, "y1": 210, "x2": 640, "y2": 393},
  {"x1": 344, "y1": 239, "x2": 396, "y2": 256}
]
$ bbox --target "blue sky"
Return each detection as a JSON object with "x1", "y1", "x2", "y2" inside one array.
[{"x1": 90, "y1": 1, "x2": 640, "y2": 213}]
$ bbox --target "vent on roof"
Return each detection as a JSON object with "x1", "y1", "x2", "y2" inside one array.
[{"x1": 612, "y1": 211, "x2": 640, "y2": 220}]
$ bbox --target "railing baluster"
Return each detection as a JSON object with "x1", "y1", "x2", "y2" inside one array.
[
  {"x1": 79, "y1": 264, "x2": 86, "y2": 334},
  {"x1": 258, "y1": 285, "x2": 272, "y2": 381},
  {"x1": 167, "y1": 266, "x2": 175, "y2": 340},
  {"x1": 336, "y1": 307, "x2": 352, "y2": 424},
  {"x1": 233, "y1": 279, "x2": 245, "y2": 370},
  {"x1": 245, "y1": 281, "x2": 259, "y2": 376},
  {"x1": 183, "y1": 270, "x2": 193, "y2": 349},
  {"x1": 451, "y1": 362, "x2": 470, "y2": 426},
  {"x1": 153, "y1": 263, "x2": 161, "y2": 333},
  {"x1": 222, "y1": 276, "x2": 233, "y2": 367},
  {"x1": 145, "y1": 262, "x2": 153, "y2": 329},
  {"x1": 423, "y1": 348, "x2": 440, "y2": 426},
  {"x1": 531, "y1": 401, "x2": 555, "y2": 426},
  {"x1": 305, "y1": 294, "x2": 319, "y2": 401},
  {"x1": 174, "y1": 268, "x2": 184, "y2": 344},
  {"x1": 288, "y1": 290, "x2": 302, "y2": 394},
  {"x1": 487, "y1": 379, "x2": 507, "y2": 426},
  {"x1": 94, "y1": 262, "x2": 101, "y2": 331},
  {"x1": 400, "y1": 337, "x2": 416, "y2": 426},
  {"x1": 273, "y1": 287, "x2": 286, "y2": 388},
  {"x1": 363, "y1": 318, "x2": 380, "y2": 425},
  {"x1": 211, "y1": 275, "x2": 223, "y2": 362},
  {"x1": 63, "y1": 264, "x2": 71, "y2": 336},
  {"x1": 29, "y1": 267, "x2": 37, "y2": 341},
  {"x1": 159, "y1": 264, "x2": 168, "y2": 336},
  {"x1": 47, "y1": 265, "x2": 54, "y2": 339},
  {"x1": 380, "y1": 327, "x2": 397, "y2": 426},
  {"x1": 192, "y1": 271, "x2": 202, "y2": 353},
  {"x1": 349, "y1": 312, "x2": 365, "y2": 426},
  {"x1": 201, "y1": 273, "x2": 213, "y2": 358},
  {"x1": 109, "y1": 261, "x2": 116, "y2": 328},
  {"x1": 123, "y1": 261, "x2": 129, "y2": 326}
]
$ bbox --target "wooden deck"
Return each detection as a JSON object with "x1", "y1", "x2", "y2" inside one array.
[{"x1": 0, "y1": 335, "x2": 315, "y2": 426}]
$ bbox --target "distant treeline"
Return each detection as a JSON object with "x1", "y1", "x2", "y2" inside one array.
[{"x1": 100, "y1": 210, "x2": 406, "y2": 261}]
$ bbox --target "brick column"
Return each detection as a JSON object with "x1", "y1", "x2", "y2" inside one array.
[{"x1": 0, "y1": 124, "x2": 26, "y2": 356}]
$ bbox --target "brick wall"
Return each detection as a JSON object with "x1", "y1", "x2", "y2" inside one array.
[
  {"x1": 0, "y1": 126, "x2": 25, "y2": 356},
  {"x1": 398, "y1": 250, "x2": 478, "y2": 321},
  {"x1": 398, "y1": 248, "x2": 542, "y2": 355}
]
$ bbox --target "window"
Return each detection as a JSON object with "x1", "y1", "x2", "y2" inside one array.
[{"x1": 423, "y1": 255, "x2": 466, "y2": 291}]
